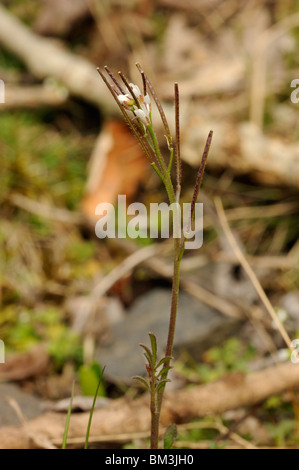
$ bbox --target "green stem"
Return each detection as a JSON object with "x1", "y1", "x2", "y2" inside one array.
[
  {"x1": 151, "y1": 162, "x2": 166, "y2": 185},
  {"x1": 150, "y1": 232, "x2": 184, "y2": 449},
  {"x1": 145, "y1": 121, "x2": 184, "y2": 450},
  {"x1": 157, "y1": 236, "x2": 182, "y2": 409},
  {"x1": 147, "y1": 125, "x2": 183, "y2": 450},
  {"x1": 150, "y1": 374, "x2": 160, "y2": 449},
  {"x1": 168, "y1": 146, "x2": 174, "y2": 174},
  {"x1": 147, "y1": 125, "x2": 176, "y2": 205},
  {"x1": 165, "y1": 239, "x2": 182, "y2": 361}
]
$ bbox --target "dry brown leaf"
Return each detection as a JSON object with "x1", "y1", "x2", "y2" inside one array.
[
  {"x1": 0, "y1": 345, "x2": 50, "y2": 381},
  {"x1": 81, "y1": 120, "x2": 149, "y2": 222}
]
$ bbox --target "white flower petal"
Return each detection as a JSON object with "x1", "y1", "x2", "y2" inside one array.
[
  {"x1": 129, "y1": 83, "x2": 142, "y2": 98},
  {"x1": 134, "y1": 108, "x2": 150, "y2": 125},
  {"x1": 144, "y1": 93, "x2": 151, "y2": 105},
  {"x1": 118, "y1": 93, "x2": 135, "y2": 108}
]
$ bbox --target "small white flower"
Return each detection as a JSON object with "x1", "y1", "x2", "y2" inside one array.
[
  {"x1": 144, "y1": 93, "x2": 151, "y2": 106},
  {"x1": 129, "y1": 83, "x2": 142, "y2": 99},
  {"x1": 134, "y1": 108, "x2": 151, "y2": 126},
  {"x1": 118, "y1": 93, "x2": 135, "y2": 109},
  {"x1": 117, "y1": 82, "x2": 152, "y2": 128}
]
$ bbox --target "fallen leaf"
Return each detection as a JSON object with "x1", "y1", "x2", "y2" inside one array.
[
  {"x1": 81, "y1": 120, "x2": 149, "y2": 223},
  {"x1": 0, "y1": 345, "x2": 50, "y2": 381}
]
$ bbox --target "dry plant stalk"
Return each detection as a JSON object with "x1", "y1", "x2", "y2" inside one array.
[{"x1": 214, "y1": 196, "x2": 295, "y2": 354}]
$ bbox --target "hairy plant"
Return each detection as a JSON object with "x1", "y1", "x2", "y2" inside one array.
[{"x1": 98, "y1": 64, "x2": 212, "y2": 449}]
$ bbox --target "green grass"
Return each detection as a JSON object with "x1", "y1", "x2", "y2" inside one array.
[{"x1": 0, "y1": 111, "x2": 90, "y2": 209}]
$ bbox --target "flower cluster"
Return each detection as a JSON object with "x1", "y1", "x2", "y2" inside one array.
[{"x1": 118, "y1": 83, "x2": 151, "y2": 128}]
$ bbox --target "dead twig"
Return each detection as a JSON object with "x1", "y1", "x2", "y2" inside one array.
[
  {"x1": 250, "y1": 11, "x2": 299, "y2": 128},
  {"x1": 90, "y1": 244, "x2": 160, "y2": 300},
  {"x1": 2, "y1": 84, "x2": 68, "y2": 109},
  {"x1": 8, "y1": 193, "x2": 83, "y2": 225},
  {"x1": 214, "y1": 196, "x2": 294, "y2": 351},
  {"x1": 1, "y1": 360, "x2": 299, "y2": 448},
  {"x1": 0, "y1": 3, "x2": 113, "y2": 112},
  {"x1": 6, "y1": 397, "x2": 57, "y2": 449}
]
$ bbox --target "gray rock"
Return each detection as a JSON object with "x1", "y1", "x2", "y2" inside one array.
[
  {"x1": 96, "y1": 288, "x2": 242, "y2": 380},
  {"x1": 0, "y1": 382, "x2": 43, "y2": 426}
]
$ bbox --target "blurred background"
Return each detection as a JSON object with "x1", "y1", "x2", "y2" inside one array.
[{"x1": 0, "y1": 0, "x2": 299, "y2": 448}]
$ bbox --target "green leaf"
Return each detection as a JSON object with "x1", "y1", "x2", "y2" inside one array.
[
  {"x1": 164, "y1": 424, "x2": 177, "y2": 449},
  {"x1": 156, "y1": 356, "x2": 172, "y2": 370},
  {"x1": 139, "y1": 343, "x2": 153, "y2": 367},
  {"x1": 156, "y1": 379, "x2": 170, "y2": 393},
  {"x1": 157, "y1": 366, "x2": 172, "y2": 379},
  {"x1": 148, "y1": 332, "x2": 157, "y2": 365},
  {"x1": 79, "y1": 362, "x2": 106, "y2": 397},
  {"x1": 133, "y1": 376, "x2": 150, "y2": 391}
]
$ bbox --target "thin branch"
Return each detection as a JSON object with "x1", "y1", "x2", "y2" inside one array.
[
  {"x1": 140, "y1": 69, "x2": 147, "y2": 97},
  {"x1": 174, "y1": 82, "x2": 181, "y2": 201},
  {"x1": 186, "y1": 130, "x2": 213, "y2": 233},
  {"x1": 91, "y1": 244, "x2": 159, "y2": 300},
  {"x1": 104, "y1": 65, "x2": 126, "y2": 95},
  {"x1": 136, "y1": 63, "x2": 173, "y2": 150}
]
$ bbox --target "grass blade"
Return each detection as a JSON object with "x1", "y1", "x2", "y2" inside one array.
[
  {"x1": 84, "y1": 365, "x2": 106, "y2": 449},
  {"x1": 61, "y1": 380, "x2": 75, "y2": 449}
]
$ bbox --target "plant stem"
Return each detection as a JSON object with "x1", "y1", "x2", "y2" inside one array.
[
  {"x1": 150, "y1": 237, "x2": 182, "y2": 449},
  {"x1": 147, "y1": 120, "x2": 183, "y2": 450},
  {"x1": 150, "y1": 372, "x2": 160, "y2": 449},
  {"x1": 147, "y1": 125, "x2": 176, "y2": 205},
  {"x1": 165, "y1": 239, "x2": 182, "y2": 362},
  {"x1": 98, "y1": 66, "x2": 211, "y2": 450}
]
